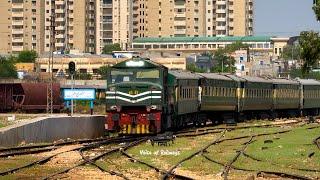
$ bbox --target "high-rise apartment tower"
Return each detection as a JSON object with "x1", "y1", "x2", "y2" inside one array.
[
  {"x1": 132, "y1": 0, "x2": 253, "y2": 38},
  {"x1": 0, "y1": 0, "x2": 45, "y2": 54}
]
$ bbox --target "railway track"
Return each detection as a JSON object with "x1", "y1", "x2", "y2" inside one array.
[
  {"x1": 222, "y1": 136, "x2": 254, "y2": 180},
  {"x1": 120, "y1": 146, "x2": 193, "y2": 180},
  {"x1": 175, "y1": 118, "x2": 306, "y2": 138},
  {"x1": 314, "y1": 135, "x2": 320, "y2": 150},
  {"x1": 0, "y1": 137, "x2": 110, "y2": 158},
  {"x1": 198, "y1": 127, "x2": 318, "y2": 180},
  {"x1": 0, "y1": 136, "x2": 144, "y2": 178},
  {"x1": 163, "y1": 128, "x2": 297, "y2": 180},
  {"x1": 162, "y1": 130, "x2": 227, "y2": 180},
  {"x1": 243, "y1": 152, "x2": 320, "y2": 173},
  {"x1": 42, "y1": 138, "x2": 146, "y2": 180}
]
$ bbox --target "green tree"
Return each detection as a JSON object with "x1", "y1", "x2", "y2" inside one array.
[
  {"x1": 0, "y1": 56, "x2": 17, "y2": 78},
  {"x1": 76, "y1": 72, "x2": 92, "y2": 80},
  {"x1": 313, "y1": 0, "x2": 320, "y2": 21},
  {"x1": 102, "y1": 43, "x2": 122, "y2": 54},
  {"x1": 281, "y1": 45, "x2": 301, "y2": 60},
  {"x1": 210, "y1": 42, "x2": 245, "y2": 74},
  {"x1": 299, "y1": 31, "x2": 320, "y2": 75},
  {"x1": 16, "y1": 50, "x2": 38, "y2": 63},
  {"x1": 224, "y1": 41, "x2": 249, "y2": 53},
  {"x1": 290, "y1": 68, "x2": 320, "y2": 80},
  {"x1": 97, "y1": 65, "x2": 110, "y2": 79},
  {"x1": 186, "y1": 63, "x2": 205, "y2": 73},
  {"x1": 211, "y1": 49, "x2": 236, "y2": 73}
]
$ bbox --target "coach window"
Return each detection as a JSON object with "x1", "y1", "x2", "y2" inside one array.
[
  {"x1": 181, "y1": 89, "x2": 183, "y2": 99},
  {"x1": 212, "y1": 87, "x2": 214, "y2": 96},
  {"x1": 187, "y1": 89, "x2": 189, "y2": 99},
  {"x1": 182, "y1": 89, "x2": 184, "y2": 99},
  {"x1": 185, "y1": 89, "x2": 187, "y2": 99}
]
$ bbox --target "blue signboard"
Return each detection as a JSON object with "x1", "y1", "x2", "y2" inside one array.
[{"x1": 63, "y1": 89, "x2": 96, "y2": 100}]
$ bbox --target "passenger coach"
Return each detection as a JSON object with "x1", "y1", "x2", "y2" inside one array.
[{"x1": 106, "y1": 58, "x2": 320, "y2": 135}]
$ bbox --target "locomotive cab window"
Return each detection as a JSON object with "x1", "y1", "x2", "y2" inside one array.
[{"x1": 110, "y1": 69, "x2": 161, "y2": 83}]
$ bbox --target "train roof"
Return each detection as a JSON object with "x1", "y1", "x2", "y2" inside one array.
[
  {"x1": 224, "y1": 74, "x2": 246, "y2": 82},
  {"x1": 112, "y1": 58, "x2": 164, "y2": 69},
  {"x1": 272, "y1": 78, "x2": 300, "y2": 85},
  {"x1": 197, "y1": 73, "x2": 233, "y2": 81},
  {"x1": 169, "y1": 70, "x2": 202, "y2": 80},
  {"x1": 295, "y1": 78, "x2": 320, "y2": 85},
  {"x1": 241, "y1": 76, "x2": 272, "y2": 83}
]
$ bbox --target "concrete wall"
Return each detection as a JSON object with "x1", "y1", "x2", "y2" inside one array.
[{"x1": 0, "y1": 116, "x2": 105, "y2": 147}]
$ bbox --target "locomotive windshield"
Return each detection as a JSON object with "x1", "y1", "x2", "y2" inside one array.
[{"x1": 110, "y1": 69, "x2": 160, "y2": 84}]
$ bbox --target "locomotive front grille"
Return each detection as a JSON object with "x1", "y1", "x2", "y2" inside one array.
[{"x1": 121, "y1": 124, "x2": 150, "y2": 134}]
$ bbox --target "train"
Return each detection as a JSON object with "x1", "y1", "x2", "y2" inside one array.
[
  {"x1": 106, "y1": 58, "x2": 320, "y2": 134},
  {"x1": 0, "y1": 82, "x2": 62, "y2": 112}
]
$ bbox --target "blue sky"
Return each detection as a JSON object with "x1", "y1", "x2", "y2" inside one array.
[{"x1": 255, "y1": 0, "x2": 320, "y2": 36}]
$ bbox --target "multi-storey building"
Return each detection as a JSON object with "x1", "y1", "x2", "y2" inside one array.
[
  {"x1": 44, "y1": 0, "x2": 96, "y2": 54},
  {"x1": 96, "y1": 0, "x2": 113, "y2": 54},
  {"x1": 0, "y1": 0, "x2": 45, "y2": 54},
  {"x1": 0, "y1": 0, "x2": 254, "y2": 55},
  {"x1": 0, "y1": 0, "x2": 97, "y2": 55},
  {"x1": 112, "y1": 0, "x2": 133, "y2": 50},
  {"x1": 132, "y1": 0, "x2": 253, "y2": 39}
]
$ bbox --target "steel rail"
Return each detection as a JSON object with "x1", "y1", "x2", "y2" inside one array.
[
  {"x1": 120, "y1": 149, "x2": 193, "y2": 180},
  {"x1": 162, "y1": 130, "x2": 227, "y2": 180},
  {"x1": 42, "y1": 139, "x2": 145, "y2": 180},
  {"x1": 222, "y1": 136, "x2": 254, "y2": 180}
]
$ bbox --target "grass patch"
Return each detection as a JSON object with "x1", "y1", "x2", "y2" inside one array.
[
  {"x1": 244, "y1": 126, "x2": 320, "y2": 171},
  {"x1": 0, "y1": 155, "x2": 41, "y2": 172},
  {"x1": 3, "y1": 164, "x2": 65, "y2": 179},
  {"x1": 126, "y1": 134, "x2": 221, "y2": 170},
  {"x1": 97, "y1": 152, "x2": 161, "y2": 179},
  {"x1": 182, "y1": 155, "x2": 223, "y2": 175}
]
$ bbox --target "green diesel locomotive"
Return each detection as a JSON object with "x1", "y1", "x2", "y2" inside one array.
[{"x1": 106, "y1": 58, "x2": 320, "y2": 134}]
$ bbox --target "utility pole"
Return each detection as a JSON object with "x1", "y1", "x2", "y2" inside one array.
[{"x1": 47, "y1": 12, "x2": 55, "y2": 115}]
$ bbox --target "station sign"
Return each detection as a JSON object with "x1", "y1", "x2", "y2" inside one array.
[{"x1": 63, "y1": 89, "x2": 95, "y2": 100}]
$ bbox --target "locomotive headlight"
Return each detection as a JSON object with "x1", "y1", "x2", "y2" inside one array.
[
  {"x1": 150, "y1": 105, "x2": 158, "y2": 110},
  {"x1": 110, "y1": 105, "x2": 117, "y2": 110}
]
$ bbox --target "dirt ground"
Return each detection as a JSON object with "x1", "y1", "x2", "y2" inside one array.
[{"x1": 0, "y1": 119, "x2": 319, "y2": 179}]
